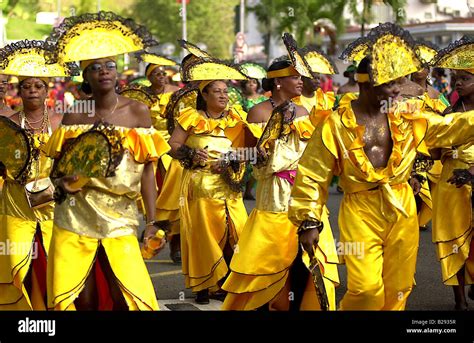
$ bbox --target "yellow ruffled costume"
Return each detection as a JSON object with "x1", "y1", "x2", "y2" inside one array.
[
  {"x1": 293, "y1": 89, "x2": 336, "y2": 124},
  {"x1": 44, "y1": 125, "x2": 170, "y2": 310},
  {"x1": 150, "y1": 92, "x2": 173, "y2": 143},
  {"x1": 432, "y1": 142, "x2": 473, "y2": 286},
  {"x1": 222, "y1": 111, "x2": 339, "y2": 311},
  {"x1": 288, "y1": 94, "x2": 474, "y2": 310},
  {"x1": 177, "y1": 106, "x2": 255, "y2": 293},
  {"x1": 0, "y1": 133, "x2": 54, "y2": 310}
]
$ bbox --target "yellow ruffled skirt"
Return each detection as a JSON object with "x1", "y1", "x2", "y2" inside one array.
[
  {"x1": 181, "y1": 197, "x2": 247, "y2": 292},
  {"x1": 0, "y1": 215, "x2": 52, "y2": 310},
  {"x1": 222, "y1": 208, "x2": 339, "y2": 311},
  {"x1": 432, "y1": 158, "x2": 473, "y2": 286},
  {"x1": 156, "y1": 159, "x2": 183, "y2": 235},
  {"x1": 47, "y1": 225, "x2": 159, "y2": 311}
]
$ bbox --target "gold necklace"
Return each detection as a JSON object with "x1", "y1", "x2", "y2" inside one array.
[
  {"x1": 95, "y1": 96, "x2": 119, "y2": 121},
  {"x1": 20, "y1": 108, "x2": 49, "y2": 134}
]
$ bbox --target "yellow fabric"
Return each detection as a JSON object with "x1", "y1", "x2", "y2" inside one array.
[
  {"x1": 145, "y1": 64, "x2": 162, "y2": 78},
  {"x1": 44, "y1": 125, "x2": 170, "y2": 239},
  {"x1": 293, "y1": 89, "x2": 335, "y2": 127},
  {"x1": 0, "y1": 216, "x2": 52, "y2": 310},
  {"x1": 288, "y1": 99, "x2": 474, "y2": 309},
  {"x1": 266, "y1": 66, "x2": 299, "y2": 79},
  {"x1": 198, "y1": 80, "x2": 213, "y2": 93},
  {"x1": 47, "y1": 225, "x2": 159, "y2": 311},
  {"x1": 150, "y1": 91, "x2": 174, "y2": 142},
  {"x1": 355, "y1": 73, "x2": 369, "y2": 83},
  {"x1": 432, "y1": 144, "x2": 474, "y2": 286},
  {"x1": 222, "y1": 112, "x2": 338, "y2": 311},
  {"x1": 155, "y1": 158, "x2": 183, "y2": 223},
  {"x1": 177, "y1": 107, "x2": 250, "y2": 292},
  {"x1": 0, "y1": 131, "x2": 54, "y2": 310}
]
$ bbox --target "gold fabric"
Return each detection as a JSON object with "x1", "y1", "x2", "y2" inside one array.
[
  {"x1": 0, "y1": 132, "x2": 54, "y2": 310},
  {"x1": 432, "y1": 143, "x2": 474, "y2": 285},
  {"x1": 288, "y1": 98, "x2": 474, "y2": 310},
  {"x1": 266, "y1": 66, "x2": 300, "y2": 79},
  {"x1": 155, "y1": 158, "x2": 183, "y2": 223},
  {"x1": 47, "y1": 225, "x2": 159, "y2": 310},
  {"x1": 150, "y1": 91, "x2": 174, "y2": 142},
  {"x1": 222, "y1": 114, "x2": 339, "y2": 310},
  {"x1": 177, "y1": 107, "x2": 251, "y2": 292},
  {"x1": 293, "y1": 89, "x2": 335, "y2": 125}
]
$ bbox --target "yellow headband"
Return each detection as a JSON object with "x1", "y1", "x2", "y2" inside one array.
[
  {"x1": 466, "y1": 68, "x2": 474, "y2": 75},
  {"x1": 80, "y1": 56, "x2": 117, "y2": 71},
  {"x1": 198, "y1": 80, "x2": 213, "y2": 93},
  {"x1": 266, "y1": 66, "x2": 300, "y2": 79},
  {"x1": 355, "y1": 73, "x2": 370, "y2": 83},
  {"x1": 18, "y1": 76, "x2": 50, "y2": 84},
  {"x1": 146, "y1": 64, "x2": 165, "y2": 78}
]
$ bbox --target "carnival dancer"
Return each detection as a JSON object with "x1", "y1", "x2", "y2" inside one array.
[
  {"x1": 222, "y1": 35, "x2": 339, "y2": 311},
  {"x1": 289, "y1": 23, "x2": 474, "y2": 310},
  {"x1": 0, "y1": 40, "x2": 74, "y2": 310},
  {"x1": 431, "y1": 36, "x2": 474, "y2": 310},
  {"x1": 168, "y1": 50, "x2": 257, "y2": 304},
  {"x1": 44, "y1": 11, "x2": 169, "y2": 310}
]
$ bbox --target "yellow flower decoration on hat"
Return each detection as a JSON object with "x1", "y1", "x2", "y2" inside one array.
[
  {"x1": 299, "y1": 45, "x2": 338, "y2": 75},
  {"x1": 0, "y1": 40, "x2": 78, "y2": 77},
  {"x1": 433, "y1": 35, "x2": 474, "y2": 71},
  {"x1": 282, "y1": 33, "x2": 311, "y2": 77},
  {"x1": 45, "y1": 11, "x2": 158, "y2": 63},
  {"x1": 339, "y1": 23, "x2": 422, "y2": 86},
  {"x1": 135, "y1": 50, "x2": 177, "y2": 67}
]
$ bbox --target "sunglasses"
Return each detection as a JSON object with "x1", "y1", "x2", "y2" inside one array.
[
  {"x1": 88, "y1": 61, "x2": 117, "y2": 72},
  {"x1": 20, "y1": 83, "x2": 46, "y2": 90}
]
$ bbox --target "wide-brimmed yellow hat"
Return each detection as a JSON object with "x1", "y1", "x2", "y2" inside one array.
[
  {"x1": 339, "y1": 23, "x2": 422, "y2": 86},
  {"x1": 0, "y1": 39, "x2": 78, "y2": 78},
  {"x1": 45, "y1": 11, "x2": 158, "y2": 63}
]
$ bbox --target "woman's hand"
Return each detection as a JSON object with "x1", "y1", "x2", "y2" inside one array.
[
  {"x1": 193, "y1": 148, "x2": 209, "y2": 166},
  {"x1": 57, "y1": 175, "x2": 83, "y2": 194},
  {"x1": 299, "y1": 228, "x2": 320, "y2": 260},
  {"x1": 143, "y1": 225, "x2": 166, "y2": 255}
]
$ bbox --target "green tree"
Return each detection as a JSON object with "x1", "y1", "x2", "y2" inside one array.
[
  {"x1": 133, "y1": 0, "x2": 238, "y2": 60},
  {"x1": 347, "y1": 0, "x2": 406, "y2": 36}
]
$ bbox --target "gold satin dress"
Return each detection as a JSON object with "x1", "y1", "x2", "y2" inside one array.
[
  {"x1": 177, "y1": 107, "x2": 253, "y2": 293},
  {"x1": 288, "y1": 95, "x2": 474, "y2": 310},
  {"x1": 44, "y1": 124, "x2": 170, "y2": 311},
  {"x1": 222, "y1": 111, "x2": 340, "y2": 311},
  {"x1": 0, "y1": 132, "x2": 54, "y2": 310}
]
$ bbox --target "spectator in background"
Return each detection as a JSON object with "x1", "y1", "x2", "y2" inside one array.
[
  {"x1": 432, "y1": 68, "x2": 451, "y2": 99},
  {"x1": 338, "y1": 64, "x2": 359, "y2": 95}
]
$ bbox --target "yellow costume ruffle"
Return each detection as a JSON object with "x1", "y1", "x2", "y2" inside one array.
[
  {"x1": 150, "y1": 92, "x2": 173, "y2": 142},
  {"x1": 432, "y1": 144, "x2": 474, "y2": 286},
  {"x1": 0, "y1": 132, "x2": 54, "y2": 310},
  {"x1": 44, "y1": 125, "x2": 169, "y2": 311},
  {"x1": 222, "y1": 115, "x2": 339, "y2": 311},
  {"x1": 177, "y1": 107, "x2": 251, "y2": 292},
  {"x1": 288, "y1": 99, "x2": 474, "y2": 310}
]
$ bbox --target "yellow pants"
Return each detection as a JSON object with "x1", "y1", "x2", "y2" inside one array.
[
  {"x1": 339, "y1": 183, "x2": 418, "y2": 310},
  {"x1": 47, "y1": 225, "x2": 159, "y2": 311}
]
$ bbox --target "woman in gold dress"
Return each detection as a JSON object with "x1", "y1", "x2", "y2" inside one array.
[
  {"x1": 222, "y1": 58, "x2": 339, "y2": 311},
  {"x1": 43, "y1": 12, "x2": 169, "y2": 310},
  {"x1": 169, "y1": 67, "x2": 253, "y2": 303},
  {"x1": 0, "y1": 40, "x2": 70, "y2": 310}
]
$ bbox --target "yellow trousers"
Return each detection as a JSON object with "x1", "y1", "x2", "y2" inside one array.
[{"x1": 339, "y1": 183, "x2": 418, "y2": 310}]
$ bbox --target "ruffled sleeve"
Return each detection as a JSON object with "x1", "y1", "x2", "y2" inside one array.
[
  {"x1": 290, "y1": 116, "x2": 315, "y2": 140},
  {"x1": 177, "y1": 107, "x2": 209, "y2": 133},
  {"x1": 43, "y1": 125, "x2": 86, "y2": 158},
  {"x1": 224, "y1": 106, "x2": 262, "y2": 147},
  {"x1": 123, "y1": 127, "x2": 170, "y2": 163}
]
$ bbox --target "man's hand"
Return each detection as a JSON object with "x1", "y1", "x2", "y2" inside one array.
[
  {"x1": 409, "y1": 176, "x2": 421, "y2": 195},
  {"x1": 299, "y1": 228, "x2": 320, "y2": 260}
]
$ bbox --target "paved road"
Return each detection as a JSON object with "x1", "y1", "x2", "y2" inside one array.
[{"x1": 143, "y1": 186, "x2": 460, "y2": 311}]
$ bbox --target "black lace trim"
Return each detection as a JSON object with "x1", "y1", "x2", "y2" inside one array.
[
  {"x1": 181, "y1": 57, "x2": 246, "y2": 83},
  {"x1": 433, "y1": 35, "x2": 474, "y2": 66},
  {"x1": 414, "y1": 39, "x2": 439, "y2": 66},
  {"x1": 178, "y1": 39, "x2": 212, "y2": 59},
  {"x1": 282, "y1": 32, "x2": 312, "y2": 74},
  {"x1": 163, "y1": 83, "x2": 198, "y2": 135},
  {"x1": 45, "y1": 11, "x2": 158, "y2": 63},
  {"x1": 0, "y1": 39, "x2": 79, "y2": 76}
]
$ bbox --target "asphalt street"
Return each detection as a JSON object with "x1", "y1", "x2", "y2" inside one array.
[{"x1": 143, "y1": 186, "x2": 461, "y2": 311}]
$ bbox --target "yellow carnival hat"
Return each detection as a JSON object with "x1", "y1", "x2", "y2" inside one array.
[
  {"x1": 339, "y1": 23, "x2": 422, "y2": 86},
  {"x1": 299, "y1": 45, "x2": 338, "y2": 75},
  {"x1": 281, "y1": 33, "x2": 312, "y2": 77},
  {"x1": 118, "y1": 84, "x2": 156, "y2": 108},
  {"x1": 45, "y1": 11, "x2": 158, "y2": 63},
  {"x1": 238, "y1": 62, "x2": 267, "y2": 79},
  {"x1": 178, "y1": 39, "x2": 213, "y2": 60},
  {"x1": 135, "y1": 50, "x2": 177, "y2": 67},
  {"x1": 0, "y1": 40, "x2": 79, "y2": 77},
  {"x1": 179, "y1": 40, "x2": 247, "y2": 82},
  {"x1": 433, "y1": 35, "x2": 474, "y2": 71},
  {"x1": 414, "y1": 40, "x2": 438, "y2": 67}
]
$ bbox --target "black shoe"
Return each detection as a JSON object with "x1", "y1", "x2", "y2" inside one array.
[
  {"x1": 210, "y1": 290, "x2": 227, "y2": 302},
  {"x1": 170, "y1": 250, "x2": 181, "y2": 264},
  {"x1": 195, "y1": 289, "x2": 209, "y2": 305}
]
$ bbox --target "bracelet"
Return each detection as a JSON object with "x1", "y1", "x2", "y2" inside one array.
[
  {"x1": 297, "y1": 219, "x2": 324, "y2": 235},
  {"x1": 145, "y1": 220, "x2": 170, "y2": 233}
]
